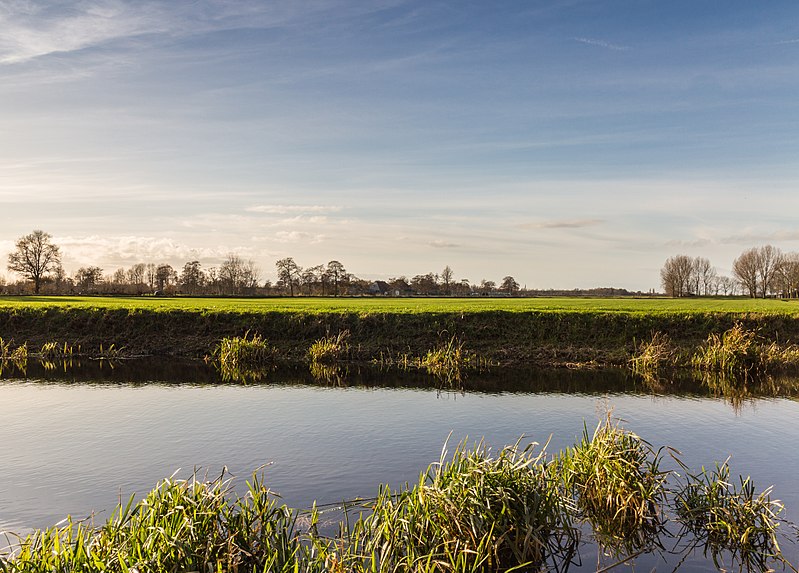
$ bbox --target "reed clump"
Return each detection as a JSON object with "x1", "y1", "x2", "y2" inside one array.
[
  {"x1": 36, "y1": 341, "x2": 77, "y2": 360},
  {"x1": 1, "y1": 425, "x2": 794, "y2": 572},
  {"x1": 675, "y1": 462, "x2": 788, "y2": 571},
  {"x1": 307, "y1": 330, "x2": 350, "y2": 364},
  {"x1": 348, "y1": 440, "x2": 574, "y2": 572},
  {"x1": 420, "y1": 334, "x2": 485, "y2": 385},
  {"x1": 557, "y1": 418, "x2": 668, "y2": 556},
  {"x1": 691, "y1": 324, "x2": 762, "y2": 378},
  {"x1": 210, "y1": 332, "x2": 276, "y2": 383},
  {"x1": 630, "y1": 331, "x2": 681, "y2": 377},
  {"x1": 0, "y1": 338, "x2": 27, "y2": 363}
]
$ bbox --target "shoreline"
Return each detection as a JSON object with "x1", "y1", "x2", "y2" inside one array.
[{"x1": 1, "y1": 300, "x2": 799, "y2": 368}]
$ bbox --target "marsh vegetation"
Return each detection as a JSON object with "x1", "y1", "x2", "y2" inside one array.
[{"x1": 1, "y1": 420, "x2": 793, "y2": 572}]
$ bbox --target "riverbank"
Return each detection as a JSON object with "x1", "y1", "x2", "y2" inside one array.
[{"x1": 1, "y1": 296, "x2": 798, "y2": 367}]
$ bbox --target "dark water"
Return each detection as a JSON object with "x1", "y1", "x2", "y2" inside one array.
[{"x1": 1, "y1": 360, "x2": 798, "y2": 571}]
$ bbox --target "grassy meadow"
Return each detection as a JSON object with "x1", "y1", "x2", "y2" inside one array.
[
  {"x1": 0, "y1": 295, "x2": 798, "y2": 367},
  {"x1": 0, "y1": 295, "x2": 797, "y2": 314}
]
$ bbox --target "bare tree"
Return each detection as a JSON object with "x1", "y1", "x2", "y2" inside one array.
[
  {"x1": 660, "y1": 255, "x2": 694, "y2": 297},
  {"x1": 777, "y1": 253, "x2": 799, "y2": 298},
  {"x1": 691, "y1": 257, "x2": 716, "y2": 296},
  {"x1": 74, "y1": 266, "x2": 104, "y2": 293},
  {"x1": 440, "y1": 265, "x2": 454, "y2": 295},
  {"x1": 7, "y1": 230, "x2": 62, "y2": 294},
  {"x1": 733, "y1": 248, "x2": 758, "y2": 297},
  {"x1": 155, "y1": 264, "x2": 177, "y2": 293},
  {"x1": 734, "y1": 245, "x2": 784, "y2": 298},
  {"x1": 755, "y1": 245, "x2": 784, "y2": 298}
]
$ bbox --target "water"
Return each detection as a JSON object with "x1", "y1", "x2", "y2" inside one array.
[{"x1": 1, "y1": 360, "x2": 798, "y2": 570}]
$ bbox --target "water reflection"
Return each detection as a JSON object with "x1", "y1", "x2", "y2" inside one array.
[
  {"x1": 4, "y1": 357, "x2": 799, "y2": 404},
  {"x1": 1, "y1": 359, "x2": 799, "y2": 571}
]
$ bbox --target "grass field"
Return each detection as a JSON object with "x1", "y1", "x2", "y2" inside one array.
[
  {"x1": 1, "y1": 295, "x2": 798, "y2": 366},
  {"x1": 0, "y1": 295, "x2": 797, "y2": 315}
]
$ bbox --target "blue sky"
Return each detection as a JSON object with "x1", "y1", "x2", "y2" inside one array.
[{"x1": 1, "y1": 0, "x2": 797, "y2": 290}]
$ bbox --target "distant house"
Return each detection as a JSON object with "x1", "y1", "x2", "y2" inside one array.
[{"x1": 368, "y1": 281, "x2": 391, "y2": 296}]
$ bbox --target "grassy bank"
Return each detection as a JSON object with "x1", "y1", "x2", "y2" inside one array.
[{"x1": 0, "y1": 296, "x2": 798, "y2": 367}]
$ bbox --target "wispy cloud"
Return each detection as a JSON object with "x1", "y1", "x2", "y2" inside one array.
[
  {"x1": 773, "y1": 38, "x2": 799, "y2": 45},
  {"x1": 518, "y1": 219, "x2": 604, "y2": 230},
  {"x1": 429, "y1": 240, "x2": 459, "y2": 249},
  {"x1": 246, "y1": 205, "x2": 342, "y2": 215},
  {"x1": 573, "y1": 37, "x2": 630, "y2": 51},
  {"x1": 274, "y1": 231, "x2": 326, "y2": 244}
]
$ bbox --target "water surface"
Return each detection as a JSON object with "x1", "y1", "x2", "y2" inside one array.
[{"x1": 1, "y1": 361, "x2": 797, "y2": 570}]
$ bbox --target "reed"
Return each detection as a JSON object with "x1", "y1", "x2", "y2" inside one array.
[
  {"x1": 557, "y1": 417, "x2": 667, "y2": 556},
  {"x1": 691, "y1": 324, "x2": 761, "y2": 378},
  {"x1": 210, "y1": 332, "x2": 276, "y2": 383},
  {"x1": 346, "y1": 439, "x2": 575, "y2": 572},
  {"x1": 675, "y1": 462, "x2": 788, "y2": 571},
  {"x1": 1, "y1": 426, "x2": 795, "y2": 572},
  {"x1": 36, "y1": 341, "x2": 76, "y2": 360},
  {"x1": 629, "y1": 331, "x2": 680, "y2": 377},
  {"x1": 420, "y1": 334, "x2": 485, "y2": 385},
  {"x1": 307, "y1": 330, "x2": 350, "y2": 364}
]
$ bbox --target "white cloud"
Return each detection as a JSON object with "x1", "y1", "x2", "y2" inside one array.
[
  {"x1": 274, "y1": 231, "x2": 326, "y2": 244},
  {"x1": 518, "y1": 219, "x2": 604, "y2": 230},
  {"x1": 573, "y1": 37, "x2": 630, "y2": 51},
  {"x1": 247, "y1": 205, "x2": 342, "y2": 215},
  {"x1": 429, "y1": 240, "x2": 459, "y2": 249}
]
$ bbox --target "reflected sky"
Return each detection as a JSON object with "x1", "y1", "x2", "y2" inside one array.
[{"x1": 1, "y1": 368, "x2": 798, "y2": 569}]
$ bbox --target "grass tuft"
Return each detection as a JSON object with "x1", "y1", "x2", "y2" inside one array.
[
  {"x1": 211, "y1": 332, "x2": 276, "y2": 383},
  {"x1": 307, "y1": 330, "x2": 350, "y2": 364},
  {"x1": 675, "y1": 461, "x2": 788, "y2": 571},
  {"x1": 557, "y1": 417, "x2": 667, "y2": 556},
  {"x1": 630, "y1": 331, "x2": 680, "y2": 377}
]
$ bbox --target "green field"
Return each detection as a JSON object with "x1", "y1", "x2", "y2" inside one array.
[
  {"x1": 0, "y1": 295, "x2": 797, "y2": 315},
  {"x1": 1, "y1": 295, "x2": 798, "y2": 366}
]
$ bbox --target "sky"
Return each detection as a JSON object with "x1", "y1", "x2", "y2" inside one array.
[{"x1": 1, "y1": 0, "x2": 797, "y2": 291}]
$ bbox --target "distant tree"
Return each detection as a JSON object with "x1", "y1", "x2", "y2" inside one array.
[
  {"x1": 7, "y1": 230, "x2": 62, "y2": 294},
  {"x1": 440, "y1": 265, "x2": 454, "y2": 295},
  {"x1": 180, "y1": 261, "x2": 205, "y2": 295},
  {"x1": 479, "y1": 279, "x2": 496, "y2": 294},
  {"x1": 692, "y1": 257, "x2": 716, "y2": 296},
  {"x1": 155, "y1": 264, "x2": 177, "y2": 292},
  {"x1": 326, "y1": 260, "x2": 346, "y2": 297},
  {"x1": 411, "y1": 273, "x2": 438, "y2": 295},
  {"x1": 276, "y1": 257, "x2": 301, "y2": 296},
  {"x1": 240, "y1": 260, "x2": 261, "y2": 293},
  {"x1": 660, "y1": 255, "x2": 695, "y2": 297},
  {"x1": 777, "y1": 253, "x2": 799, "y2": 298},
  {"x1": 755, "y1": 245, "x2": 784, "y2": 298},
  {"x1": 733, "y1": 246, "x2": 783, "y2": 298},
  {"x1": 112, "y1": 268, "x2": 127, "y2": 284},
  {"x1": 501, "y1": 275, "x2": 520, "y2": 295},
  {"x1": 74, "y1": 266, "x2": 104, "y2": 293},
  {"x1": 145, "y1": 263, "x2": 157, "y2": 291}
]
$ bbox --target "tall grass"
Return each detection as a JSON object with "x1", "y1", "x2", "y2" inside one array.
[
  {"x1": 307, "y1": 330, "x2": 350, "y2": 364},
  {"x1": 0, "y1": 338, "x2": 27, "y2": 363},
  {"x1": 348, "y1": 439, "x2": 575, "y2": 572},
  {"x1": 557, "y1": 418, "x2": 668, "y2": 557},
  {"x1": 675, "y1": 462, "x2": 789, "y2": 571},
  {"x1": 210, "y1": 332, "x2": 276, "y2": 383},
  {"x1": 1, "y1": 424, "x2": 794, "y2": 572},
  {"x1": 691, "y1": 323, "x2": 799, "y2": 382},
  {"x1": 629, "y1": 331, "x2": 680, "y2": 378}
]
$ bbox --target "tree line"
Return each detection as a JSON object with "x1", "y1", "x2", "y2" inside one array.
[
  {"x1": 661, "y1": 245, "x2": 799, "y2": 298},
  {"x1": 3, "y1": 230, "x2": 531, "y2": 297}
]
